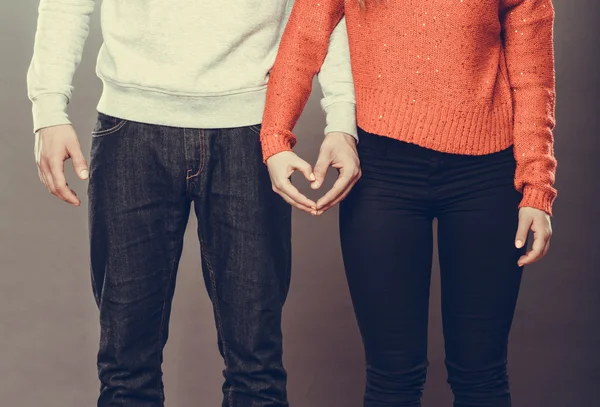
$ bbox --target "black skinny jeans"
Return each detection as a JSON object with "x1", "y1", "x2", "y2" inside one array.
[{"x1": 340, "y1": 129, "x2": 526, "y2": 407}]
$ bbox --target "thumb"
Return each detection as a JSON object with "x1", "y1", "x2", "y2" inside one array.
[
  {"x1": 293, "y1": 157, "x2": 315, "y2": 183},
  {"x1": 69, "y1": 144, "x2": 89, "y2": 180},
  {"x1": 312, "y1": 152, "x2": 331, "y2": 190},
  {"x1": 515, "y1": 212, "x2": 531, "y2": 249}
]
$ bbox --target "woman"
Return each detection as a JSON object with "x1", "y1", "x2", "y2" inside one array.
[{"x1": 261, "y1": 1, "x2": 556, "y2": 406}]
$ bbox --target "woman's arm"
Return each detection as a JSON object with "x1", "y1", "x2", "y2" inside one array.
[
  {"x1": 501, "y1": 0, "x2": 557, "y2": 215},
  {"x1": 260, "y1": 0, "x2": 345, "y2": 161}
]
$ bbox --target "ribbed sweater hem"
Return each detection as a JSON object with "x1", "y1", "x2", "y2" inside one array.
[
  {"x1": 355, "y1": 85, "x2": 514, "y2": 156},
  {"x1": 97, "y1": 78, "x2": 267, "y2": 129}
]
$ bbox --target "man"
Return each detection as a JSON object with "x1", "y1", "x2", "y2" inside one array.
[{"x1": 27, "y1": 0, "x2": 359, "y2": 406}]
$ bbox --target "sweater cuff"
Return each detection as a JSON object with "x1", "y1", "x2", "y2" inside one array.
[
  {"x1": 260, "y1": 129, "x2": 297, "y2": 163},
  {"x1": 519, "y1": 185, "x2": 556, "y2": 216},
  {"x1": 323, "y1": 101, "x2": 358, "y2": 141},
  {"x1": 31, "y1": 93, "x2": 71, "y2": 134}
]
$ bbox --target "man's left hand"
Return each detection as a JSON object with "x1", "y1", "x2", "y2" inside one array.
[{"x1": 311, "y1": 132, "x2": 361, "y2": 215}]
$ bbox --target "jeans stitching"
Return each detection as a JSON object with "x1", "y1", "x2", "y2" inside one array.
[
  {"x1": 248, "y1": 124, "x2": 261, "y2": 135},
  {"x1": 91, "y1": 119, "x2": 128, "y2": 137},
  {"x1": 200, "y1": 243, "x2": 234, "y2": 407},
  {"x1": 156, "y1": 233, "x2": 184, "y2": 401},
  {"x1": 185, "y1": 129, "x2": 205, "y2": 180},
  {"x1": 199, "y1": 129, "x2": 206, "y2": 175},
  {"x1": 198, "y1": 131, "x2": 233, "y2": 406}
]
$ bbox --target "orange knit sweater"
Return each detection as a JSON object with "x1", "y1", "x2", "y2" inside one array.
[{"x1": 260, "y1": 0, "x2": 557, "y2": 215}]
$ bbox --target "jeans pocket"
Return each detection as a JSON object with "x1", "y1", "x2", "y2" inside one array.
[
  {"x1": 248, "y1": 124, "x2": 262, "y2": 135},
  {"x1": 91, "y1": 112, "x2": 128, "y2": 137}
]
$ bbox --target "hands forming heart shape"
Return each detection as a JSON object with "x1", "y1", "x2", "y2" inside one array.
[{"x1": 266, "y1": 132, "x2": 361, "y2": 216}]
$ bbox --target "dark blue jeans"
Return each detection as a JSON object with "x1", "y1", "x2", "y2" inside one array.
[
  {"x1": 87, "y1": 113, "x2": 292, "y2": 407},
  {"x1": 340, "y1": 129, "x2": 526, "y2": 407}
]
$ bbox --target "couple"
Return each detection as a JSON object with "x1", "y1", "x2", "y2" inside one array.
[{"x1": 28, "y1": 0, "x2": 557, "y2": 406}]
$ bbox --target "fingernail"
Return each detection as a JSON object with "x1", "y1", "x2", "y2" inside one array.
[
  {"x1": 80, "y1": 169, "x2": 89, "y2": 179},
  {"x1": 313, "y1": 181, "x2": 320, "y2": 188},
  {"x1": 311, "y1": 211, "x2": 317, "y2": 216},
  {"x1": 515, "y1": 240, "x2": 523, "y2": 248},
  {"x1": 310, "y1": 173, "x2": 316, "y2": 181},
  {"x1": 317, "y1": 210, "x2": 323, "y2": 216}
]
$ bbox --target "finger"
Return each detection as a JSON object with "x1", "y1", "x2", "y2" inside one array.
[
  {"x1": 543, "y1": 239, "x2": 551, "y2": 259},
  {"x1": 514, "y1": 214, "x2": 532, "y2": 249},
  {"x1": 69, "y1": 143, "x2": 89, "y2": 180},
  {"x1": 39, "y1": 170, "x2": 52, "y2": 194},
  {"x1": 40, "y1": 160, "x2": 56, "y2": 194},
  {"x1": 317, "y1": 175, "x2": 359, "y2": 214},
  {"x1": 49, "y1": 159, "x2": 80, "y2": 205},
  {"x1": 37, "y1": 164, "x2": 47, "y2": 187},
  {"x1": 311, "y1": 154, "x2": 331, "y2": 190},
  {"x1": 292, "y1": 158, "x2": 315, "y2": 183},
  {"x1": 274, "y1": 188, "x2": 315, "y2": 214},
  {"x1": 35, "y1": 134, "x2": 52, "y2": 192},
  {"x1": 34, "y1": 132, "x2": 43, "y2": 162},
  {"x1": 316, "y1": 169, "x2": 354, "y2": 211},
  {"x1": 35, "y1": 136, "x2": 46, "y2": 187},
  {"x1": 276, "y1": 178, "x2": 316, "y2": 210},
  {"x1": 517, "y1": 229, "x2": 548, "y2": 266}
]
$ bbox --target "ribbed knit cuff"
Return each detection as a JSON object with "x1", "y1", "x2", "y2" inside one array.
[
  {"x1": 31, "y1": 93, "x2": 71, "y2": 134},
  {"x1": 260, "y1": 129, "x2": 297, "y2": 163},
  {"x1": 519, "y1": 185, "x2": 556, "y2": 216}
]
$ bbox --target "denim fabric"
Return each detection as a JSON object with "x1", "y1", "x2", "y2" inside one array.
[
  {"x1": 340, "y1": 129, "x2": 526, "y2": 407},
  {"x1": 88, "y1": 113, "x2": 292, "y2": 407}
]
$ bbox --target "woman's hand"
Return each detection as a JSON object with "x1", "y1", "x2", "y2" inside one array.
[
  {"x1": 311, "y1": 132, "x2": 361, "y2": 215},
  {"x1": 515, "y1": 207, "x2": 552, "y2": 267},
  {"x1": 266, "y1": 151, "x2": 317, "y2": 215}
]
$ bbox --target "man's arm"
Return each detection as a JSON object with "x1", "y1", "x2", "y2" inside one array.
[
  {"x1": 317, "y1": 17, "x2": 357, "y2": 142},
  {"x1": 28, "y1": 0, "x2": 96, "y2": 133},
  {"x1": 312, "y1": 16, "x2": 360, "y2": 213},
  {"x1": 28, "y1": 0, "x2": 95, "y2": 206}
]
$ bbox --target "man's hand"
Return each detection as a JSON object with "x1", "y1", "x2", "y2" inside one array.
[
  {"x1": 266, "y1": 151, "x2": 317, "y2": 214},
  {"x1": 515, "y1": 206, "x2": 552, "y2": 267},
  {"x1": 35, "y1": 124, "x2": 88, "y2": 206},
  {"x1": 312, "y1": 132, "x2": 361, "y2": 215}
]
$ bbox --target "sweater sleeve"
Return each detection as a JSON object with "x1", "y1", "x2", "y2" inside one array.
[
  {"x1": 317, "y1": 17, "x2": 357, "y2": 141},
  {"x1": 27, "y1": 0, "x2": 96, "y2": 133},
  {"x1": 501, "y1": 0, "x2": 557, "y2": 215},
  {"x1": 260, "y1": 0, "x2": 345, "y2": 161}
]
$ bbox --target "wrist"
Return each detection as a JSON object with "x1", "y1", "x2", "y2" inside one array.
[
  {"x1": 260, "y1": 129, "x2": 296, "y2": 163},
  {"x1": 322, "y1": 101, "x2": 358, "y2": 141},
  {"x1": 325, "y1": 131, "x2": 357, "y2": 145},
  {"x1": 31, "y1": 93, "x2": 71, "y2": 134},
  {"x1": 519, "y1": 185, "x2": 556, "y2": 216}
]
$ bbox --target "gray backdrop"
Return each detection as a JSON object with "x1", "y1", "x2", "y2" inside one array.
[{"x1": 1, "y1": 1, "x2": 598, "y2": 406}]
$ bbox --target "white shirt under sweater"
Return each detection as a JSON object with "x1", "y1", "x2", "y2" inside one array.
[{"x1": 27, "y1": 0, "x2": 356, "y2": 138}]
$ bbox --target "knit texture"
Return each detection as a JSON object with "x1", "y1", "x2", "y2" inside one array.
[
  {"x1": 27, "y1": 0, "x2": 357, "y2": 138},
  {"x1": 260, "y1": 0, "x2": 557, "y2": 215}
]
